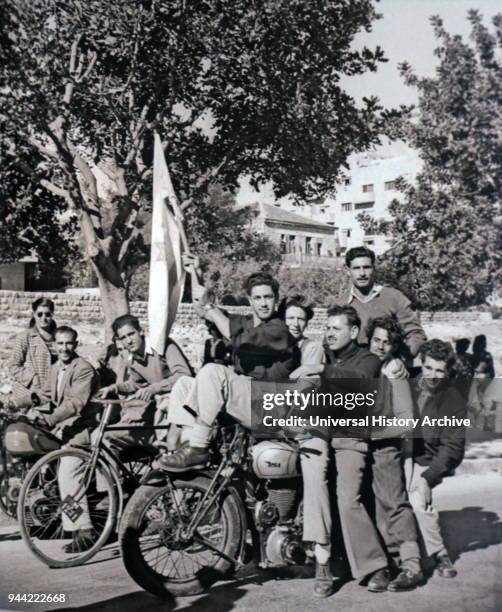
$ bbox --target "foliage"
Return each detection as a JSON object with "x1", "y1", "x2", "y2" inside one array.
[
  {"x1": 205, "y1": 262, "x2": 349, "y2": 307},
  {"x1": 363, "y1": 11, "x2": 502, "y2": 310},
  {"x1": 0, "y1": 128, "x2": 78, "y2": 268},
  {"x1": 0, "y1": 0, "x2": 398, "y2": 327}
]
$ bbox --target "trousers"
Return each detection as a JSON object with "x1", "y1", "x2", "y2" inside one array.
[{"x1": 405, "y1": 459, "x2": 447, "y2": 558}]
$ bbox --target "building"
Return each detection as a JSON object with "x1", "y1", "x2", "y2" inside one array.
[
  {"x1": 247, "y1": 202, "x2": 337, "y2": 265},
  {"x1": 0, "y1": 257, "x2": 38, "y2": 291},
  {"x1": 276, "y1": 148, "x2": 421, "y2": 256}
]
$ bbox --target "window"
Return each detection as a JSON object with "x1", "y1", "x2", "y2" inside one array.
[
  {"x1": 354, "y1": 201, "x2": 374, "y2": 210},
  {"x1": 316, "y1": 243, "x2": 322, "y2": 256},
  {"x1": 342, "y1": 229, "x2": 352, "y2": 238},
  {"x1": 364, "y1": 239, "x2": 375, "y2": 246},
  {"x1": 343, "y1": 177, "x2": 351, "y2": 187},
  {"x1": 341, "y1": 202, "x2": 352, "y2": 212},
  {"x1": 384, "y1": 180, "x2": 397, "y2": 191},
  {"x1": 305, "y1": 237, "x2": 312, "y2": 254},
  {"x1": 362, "y1": 184, "x2": 374, "y2": 193},
  {"x1": 319, "y1": 207, "x2": 327, "y2": 214}
]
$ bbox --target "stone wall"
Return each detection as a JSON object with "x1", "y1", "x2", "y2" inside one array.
[{"x1": 0, "y1": 290, "x2": 493, "y2": 331}]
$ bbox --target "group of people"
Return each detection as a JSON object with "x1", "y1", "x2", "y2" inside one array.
[{"x1": 1, "y1": 246, "x2": 498, "y2": 598}]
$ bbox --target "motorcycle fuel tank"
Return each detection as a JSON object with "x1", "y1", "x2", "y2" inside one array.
[{"x1": 251, "y1": 440, "x2": 298, "y2": 479}]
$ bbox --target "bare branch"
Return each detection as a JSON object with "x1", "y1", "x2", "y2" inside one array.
[
  {"x1": 180, "y1": 147, "x2": 236, "y2": 211},
  {"x1": 76, "y1": 51, "x2": 97, "y2": 82},
  {"x1": 28, "y1": 136, "x2": 59, "y2": 160},
  {"x1": 40, "y1": 179, "x2": 74, "y2": 207}
]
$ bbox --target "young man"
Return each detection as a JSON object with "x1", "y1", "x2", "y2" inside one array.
[
  {"x1": 58, "y1": 315, "x2": 192, "y2": 552},
  {"x1": 99, "y1": 314, "x2": 192, "y2": 448},
  {"x1": 336, "y1": 246, "x2": 426, "y2": 359},
  {"x1": 366, "y1": 316, "x2": 424, "y2": 591},
  {"x1": 290, "y1": 305, "x2": 415, "y2": 593},
  {"x1": 405, "y1": 339, "x2": 467, "y2": 579},
  {"x1": 27, "y1": 326, "x2": 99, "y2": 442},
  {"x1": 156, "y1": 270, "x2": 300, "y2": 472}
]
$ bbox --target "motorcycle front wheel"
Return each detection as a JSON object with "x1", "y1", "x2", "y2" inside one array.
[{"x1": 119, "y1": 474, "x2": 243, "y2": 597}]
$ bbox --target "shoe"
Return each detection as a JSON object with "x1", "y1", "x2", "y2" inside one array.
[
  {"x1": 436, "y1": 554, "x2": 457, "y2": 578},
  {"x1": 366, "y1": 568, "x2": 391, "y2": 592},
  {"x1": 154, "y1": 445, "x2": 209, "y2": 472},
  {"x1": 64, "y1": 529, "x2": 97, "y2": 554},
  {"x1": 388, "y1": 568, "x2": 425, "y2": 591},
  {"x1": 314, "y1": 561, "x2": 334, "y2": 598}
]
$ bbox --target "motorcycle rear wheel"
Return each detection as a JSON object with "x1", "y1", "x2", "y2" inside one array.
[{"x1": 119, "y1": 474, "x2": 243, "y2": 597}]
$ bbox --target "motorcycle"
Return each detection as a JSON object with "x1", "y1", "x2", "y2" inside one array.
[
  {"x1": 0, "y1": 407, "x2": 60, "y2": 519},
  {"x1": 119, "y1": 424, "x2": 311, "y2": 597}
]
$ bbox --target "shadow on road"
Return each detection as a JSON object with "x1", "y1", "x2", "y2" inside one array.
[
  {"x1": 0, "y1": 529, "x2": 21, "y2": 542},
  {"x1": 59, "y1": 563, "x2": 350, "y2": 612},
  {"x1": 441, "y1": 506, "x2": 502, "y2": 561}
]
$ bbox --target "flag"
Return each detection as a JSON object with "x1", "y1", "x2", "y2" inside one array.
[{"x1": 148, "y1": 133, "x2": 187, "y2": 355}]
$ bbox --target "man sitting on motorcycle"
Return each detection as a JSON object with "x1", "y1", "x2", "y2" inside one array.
[
  {"x1": 59, "y1": 315, "x2": 192, "y2": 553},
  {"x1": 27, "y1": 326, "x2": 99, "y2": 444},
  {"x1": 156, "y1": 267, "x2": 301, "y2": 473}
]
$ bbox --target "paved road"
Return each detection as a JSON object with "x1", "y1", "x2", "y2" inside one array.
[{"x1": 1, "y1": 471, "x2": 501, "y2": 612}]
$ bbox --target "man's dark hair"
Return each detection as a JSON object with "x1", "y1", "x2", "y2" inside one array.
[
  {"x1": 366, "y1": 316, "x2": 404, "y2": 356},
  {"x1": 419, "y1": 339, "x2": 455, "y2": 372},
  {"x1": 345, "y1": 246, "x2": 376, "y2": 268},
  {"x1": 277, "y1": 295, "x2": 314, "y2": 323},
  {"x1": 55, "y1": 325, "x2": 78, "y2": 342},
  {"x1": 326, "y1": 304, "x2": 361, "y2": 330},
  {"x1": 112, "y1": 314, "x2": 141, "y2": 336},
  {"x1": 243, "y1": 272, "x2": 279, "y2": 298}
]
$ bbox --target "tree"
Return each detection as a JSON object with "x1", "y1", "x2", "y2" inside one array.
[
  {"x1": 0, "y1": 128, "x2": 78, "y2": 270},
  {"x1": 366, "y1": 11, "x2": 502, "y2": 310},
  {"x1": 1, "y1": 0, "x2": 397, "y2": 333}
]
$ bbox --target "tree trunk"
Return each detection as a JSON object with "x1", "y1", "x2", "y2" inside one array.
[{"x1": 96, "y1": 270, "x2": 129, "y2": 344}]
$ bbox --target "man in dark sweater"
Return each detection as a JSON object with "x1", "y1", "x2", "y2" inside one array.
[
  {"x1": 157, "y1": 269, "x2": 300, "y2": 471},
  {"x1": 335, "y1": 246, "x2": 426, "y2": 359},
  {"x1": 290, "y1": 305, "x2": 418, "y2": 592},
  {"x1": 405, "y1": 339, "x2": 467, "y2": 579}
]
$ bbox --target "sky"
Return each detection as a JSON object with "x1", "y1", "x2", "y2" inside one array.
[
  {"x1": 237, "y1": 0, "x2": 501, "y2": 205},
  {"x1": 342, "y1": 0, "x2": 501, "y2": 107}
]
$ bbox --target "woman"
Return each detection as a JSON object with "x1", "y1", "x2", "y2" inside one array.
[
  {"x1": 277, "y1": 295, "x2": 324, "y2": 365},
  {"x1": 6, "y1": 297, "x2": 57, "y2": 402},
  {"x1": 278, "y1": 295, "x2": 334, "y2": 597}
]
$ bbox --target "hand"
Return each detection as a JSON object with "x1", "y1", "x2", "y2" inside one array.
[
  {"x1": 99, "y1": 384, "x2": 117, "y2": 399},
  {"x1": 192, "y1": 283, "x2": 210, "y2": 306},
  {"x1": 289, "y1": 364, "x2": 324, "y2": 380},
  {"x1": 27, "y1": 408, "x2": 47, "y2": 426},
  {"x1": 130, "y1": 387, "x2": 154, "y2": 402},
  {"x1": 182, "y1": 253, "x2": 201, "y2": 274},
  {"x1": 382, "y1": 358, "x2": 408, "y2": 380},
  {"x1": 417, "y1": 476, "x2": 432, "y2": 510}
]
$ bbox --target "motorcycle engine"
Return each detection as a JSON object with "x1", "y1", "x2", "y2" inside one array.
[{"x1": 254, "y1": 478, "x2": 306, "y2": 568}]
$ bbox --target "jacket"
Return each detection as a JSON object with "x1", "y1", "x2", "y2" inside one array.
[
  {"x1": 229, "y1": 313, "x2": 300, "y2": 382},
  {"x1": 38, "y1": 356, "x2": 100, "y2": 439},
  {"x1": 410, "y1": 380, "x2": 467, "y2": 487}
]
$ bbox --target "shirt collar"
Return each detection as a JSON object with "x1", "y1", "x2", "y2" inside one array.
[
  {"x1": 349, "y1": 283, "x2": 384, "y2": 304},
  {"x1": 325, "y1": 340, "x2": 359, "y2": 362}
]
